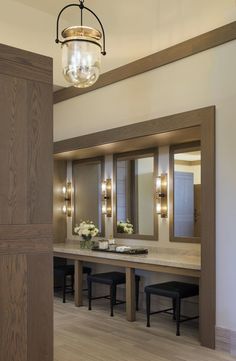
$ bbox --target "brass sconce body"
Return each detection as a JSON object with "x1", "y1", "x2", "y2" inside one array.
[
  {"x1": 62, "y1": 181, "x2": 72, "y2": 217},
  {"x1": 156, "y1": 174, "x2": 168, "y2": 218},
  {"x1": 102, "y1": 179, "x2": 112, "y2": 217}
]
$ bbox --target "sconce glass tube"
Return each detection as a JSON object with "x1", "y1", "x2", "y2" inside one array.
[
  {"x1": 156, "y1": 174, "x2": 168, "y2": 218},
  {"x1": 101, "y1": 179, "x2": 112, "y2": 217},
  {"x1": 62, "y1": 181, "x2": 72, "y2": 217}
]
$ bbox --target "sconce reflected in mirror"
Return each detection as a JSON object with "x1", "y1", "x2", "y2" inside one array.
[
  {"x1": 62, "y1": 181, "x2": 72, "y2": 217},
  {"x1": 156, "y1": 173, "x2": 168, "y2": 218},
  {"x1": 101, "y1": 179, "x2": 112, "y2": 217}
]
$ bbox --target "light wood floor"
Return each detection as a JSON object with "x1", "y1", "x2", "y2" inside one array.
[{"x1": 54, "y1": 297, "x2": 235, "y2": 361}]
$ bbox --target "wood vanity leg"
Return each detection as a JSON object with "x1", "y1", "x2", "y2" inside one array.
[
  {"x1": 126, "y1": 267, "x2": 136, "y2": 322},
  {"x1": 74, "y1": 260, "x2": 83, "y2": 307}
]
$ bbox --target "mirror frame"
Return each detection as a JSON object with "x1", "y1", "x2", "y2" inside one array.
[
  {"x1": 72, "y1": 156, "x2": 105, "y2": 237},
  {"x1": 169, "y1": 141, "x2": 201, "y2": 243},
  {"x1": 113, "y1": 148, "x2": 158, "y2": 241}
]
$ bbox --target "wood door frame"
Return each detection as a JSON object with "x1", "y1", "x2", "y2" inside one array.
[{"x1": 54, "y1": 105, "x2": 215, "y2": 349}]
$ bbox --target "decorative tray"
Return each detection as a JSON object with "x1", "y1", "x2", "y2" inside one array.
[{"x1": 91, "y1": 247, "x2": 148, "y2": 255}]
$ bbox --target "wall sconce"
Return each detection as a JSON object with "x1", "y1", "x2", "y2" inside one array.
[
  {"x1": 156, "y1": 174, "x2": 168, "y2": 218},
  {"x1": 101, "y1": 179, "x2": 112, "y2": 217},
  {"x1": 62, "y1": 182, "x2": 72, "y2": 217}
]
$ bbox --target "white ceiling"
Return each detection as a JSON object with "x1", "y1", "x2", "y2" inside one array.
[{"x1": 2, "y1": 0, "x2": 236, "y2": 87}]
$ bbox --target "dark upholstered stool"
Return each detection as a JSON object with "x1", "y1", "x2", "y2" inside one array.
[
  {"x1": 145, "y1": 281, "x2": 199, "y2": 336},
  {"x1": 88, "y1": 271, "x2": 140, "y2": 317},
  {"x1": 54, "y1": 257, "x2": 91, "y2": 303}
]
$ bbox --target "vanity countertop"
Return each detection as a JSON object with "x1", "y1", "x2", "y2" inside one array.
[{"x1": 53, "y1": 242, "x2": 201, "y2": 271}]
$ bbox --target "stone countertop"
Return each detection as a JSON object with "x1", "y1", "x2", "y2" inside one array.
[{"x1": 53, "y1": 243, "x2": 201, "y2": 271}]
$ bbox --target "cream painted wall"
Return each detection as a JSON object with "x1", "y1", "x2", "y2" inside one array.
[
  {"x1": 54, "y1": 41, "x2": 236, "y2": 332},
  {"x1": 0, "y1": 0, "x2": 69, "y2": 86}
]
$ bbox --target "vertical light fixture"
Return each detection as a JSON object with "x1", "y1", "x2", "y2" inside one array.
[
  {"x1": 156, "y1": 174, "x2": 168, "y2": 218},
  {"x1": 62, "y1": 182, "x2": 72, "y2": 217},
  {"x1": 55, "y1": 0, "x2": 106, "y2": 88},
  {"x1": 101, "y1": 179, "x2": 112, "y2": 217}
]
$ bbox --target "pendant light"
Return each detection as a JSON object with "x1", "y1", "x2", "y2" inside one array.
[{"x1": 55, "y1": 0, "x2": 106, "y2": 88}]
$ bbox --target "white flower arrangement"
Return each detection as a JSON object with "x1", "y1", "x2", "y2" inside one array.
[
  {"x1": 74, "y1": 220, "x2": 99, "y2": 240},
  {"x1": 117, "y1": 220, "x2": 134, "y2": 234}
]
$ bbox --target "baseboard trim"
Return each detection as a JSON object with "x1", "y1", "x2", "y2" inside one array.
[{"x1": 216, "y1": 326, "x2": 236, "y2": 355}]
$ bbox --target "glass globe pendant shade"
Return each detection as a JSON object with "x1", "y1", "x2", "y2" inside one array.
[{"x1": 61, "y1": 26, "x2": 102, "y2": 88}]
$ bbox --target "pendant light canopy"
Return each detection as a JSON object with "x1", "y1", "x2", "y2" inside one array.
[{"x1": 55, "y1": 0, "x2": 106, "y2": 88}]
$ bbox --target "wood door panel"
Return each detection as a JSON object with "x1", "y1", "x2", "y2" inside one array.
[
  {"x1": 27, "y1": 81, "x2": 53, "y2": 224},
  {"x1": 0, "y1": 43, "x2": 53, "y2": 361},
  {"x1": 0, "y1": 254, "x2": 28, "y2": 361},
  {"x1": 27, "y1": 253, "x2": 53, "y2": 361},
  {"x1": 0, "y1": 74, "x2": 28, "y2": 225},
  {"x1": 0, "y1": 224, "x2": 52, "y2": 240},
  {"x1": 0, "y1": 237, "x2": 52, "y2": 255},
  {"x1": 0, "y1": 43, "x2": 52, "y2": 84}
]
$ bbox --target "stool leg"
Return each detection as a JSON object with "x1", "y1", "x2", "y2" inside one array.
[
  {"x1": 135, "y1": 278, "x2": 140, "y2": 311},
  {"x1": 146, "y1": 292, "x2": 151, "y2": 327},
  {"x1": 88, "y1": 280, "x2": 92, "y2": 311},
  {"x1": 86, "y1": 270, "x2": 91, "y2": 290},
  {"x1": 71, "y1": 274, "x2": 74, "y2": 293},
  {"x1": 62, "y1": 274, "x2": 66, "y2": 303},
  {"x1": 114, "y1": 285, "x2": 117, "y2": 305},
  {"x1": 110, "y1": 285, "x2": 116, "y2": 317},
  {"x1": 176, "y1": 297, "x2": 181, "y2": 336},
  {"x1": 172, "y1": 298, "x2": 176, "y2": 320}
]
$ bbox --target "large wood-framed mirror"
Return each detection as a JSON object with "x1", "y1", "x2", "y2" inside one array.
[
  {"x1": 170, "y1": 142, "x2": 201, "y2": 243},
  {"x1": 113, "y1": 148, "x2": 158, "y2": 240},
  {"x1": 72, "y1": 157, "x2": 105, "y2": 236}
]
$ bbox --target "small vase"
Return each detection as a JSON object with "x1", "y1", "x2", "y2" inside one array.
[{"x1": 80, "y1": 235, "x2": 92, "y2": 249}]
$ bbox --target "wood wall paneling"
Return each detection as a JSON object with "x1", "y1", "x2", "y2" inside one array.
[
  {"x1": 200, "y1": 112, "x2": 216, "y2": 348},
  {"x1": 0, "y1": 43, "x2": 53, "y2": 361}
]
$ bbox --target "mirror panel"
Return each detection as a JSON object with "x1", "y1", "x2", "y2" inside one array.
[
  {"x1": 170, "y1": 143, "x2": 201, "y2": 243},
  {"x1": 114, "y1": 150, "x2": 158, "y2": 240},
  {"x1": 73, "y1": 158, "x2": 104, "y2": 236}
]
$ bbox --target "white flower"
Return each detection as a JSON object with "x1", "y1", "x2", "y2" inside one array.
[
  {"x1": 82, "y1": 229, "x2": 90, "y2": 236},
  {"x1": 75, "y1": 220, "x2": 99, "y2": 237}
]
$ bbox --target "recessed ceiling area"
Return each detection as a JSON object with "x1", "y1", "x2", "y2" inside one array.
[{"x1": 54, "y1": 126, "x2": 200, "y2": 160}]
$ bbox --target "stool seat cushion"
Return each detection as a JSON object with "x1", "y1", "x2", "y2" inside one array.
[
  {"x1": 88, "y1": 271, "x2": 140, "y2": 286},
  {"x1": 145, "y1": 281, "x2": 199, "y2": 299}
]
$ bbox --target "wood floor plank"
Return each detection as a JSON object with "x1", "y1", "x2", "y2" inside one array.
[{"x1": 54, "y1": 298, "x2": 235, "y2": 361}]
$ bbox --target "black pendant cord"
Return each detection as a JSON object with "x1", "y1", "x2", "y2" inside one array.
[
  {"x1": 55, "y1": 0, "x2": 106, "y2": 56},
  {"x1": 80, "y1": 0, "x2": 84, "y2": 26}
]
